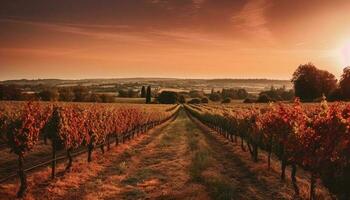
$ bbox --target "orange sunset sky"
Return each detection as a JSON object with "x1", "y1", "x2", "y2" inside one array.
[{"x1": 0, "y1": 0, "x2": 350, "y2": 80}]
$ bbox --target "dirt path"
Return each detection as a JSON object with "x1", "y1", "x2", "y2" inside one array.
[{"x1": 1, "y1": 109, "x2": 300, "y2": 200}]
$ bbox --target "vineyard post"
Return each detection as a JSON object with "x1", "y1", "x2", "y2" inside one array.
[
  {"x1": 66, "y1": 149, "x2": 73, "y2": 171},
  {"x1": 115, "y1": 135, "x2": 119, "y2": 146},
  {"x1": 106, "y1": 135, "x2": 110, "y2": 151},
  {"x1": 267, "y1": 138, "x2": 272, "y2": 169},
  {"x1": 291, "y1": 164, "x2": 299, "y2": 197},
  {"x1": 281, "y1": 158, "x2": 287, "y2": 180},
  {"x1": 87, "y1": 142, "x2": 93, "y2": 162},
  {"x1": 100, "y1": 145, "x2": 105, "y2": 154},
  {"x1": 310, "y1": 172, "x2": 316, "y2": 200},
  {"x1": 17, "y1": 153, "x2": 27, "y2": 198},
  {"x1": 267, "y1": 149, "x2": 272, "y2": 169},
  {"x1": 51, "y1": 142, "x2": 57, "y2": 179}
]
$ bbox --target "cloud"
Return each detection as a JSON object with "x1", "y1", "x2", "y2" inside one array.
[
  {"x1": 231, "y1": 0, "x2": 275, "y2": 44},
  {"x1": 0, "y1": 18, "x2": 152, "y2": 44}
]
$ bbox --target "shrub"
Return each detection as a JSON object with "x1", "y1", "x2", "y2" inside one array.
[
  {"x1": 243, "y1": 98, "x2": 255, "y2": 103},
  {"x1": 157, "y1": 91, "x2": 178, "y2": 104},
  {"x1": 209, "y1": 93, "x2": 221, "y2": 102},
  {"x1": 188, "y1": 98, "x2": 201, "y2": 104},
  {"x1": 201, "y1": 97, "x2": 209, "y2": 103},
  {"x1": 257, "y1": 94, "x2": 272, "y2": 103},
  {"x1": 221, "y1": 98, "x2": 231, "y2": 104},
  {"x1": 178, "y1": 95, "x2": 186, "y2": 104}
]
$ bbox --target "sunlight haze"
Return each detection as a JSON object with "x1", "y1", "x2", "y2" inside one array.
[{"x1": 1, "y1": 0, "x2": 350, "y2": 80}]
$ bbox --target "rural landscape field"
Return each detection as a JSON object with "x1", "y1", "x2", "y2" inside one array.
[{"x1": 1, "y1": 1, "x2": 350, "y2": 200}]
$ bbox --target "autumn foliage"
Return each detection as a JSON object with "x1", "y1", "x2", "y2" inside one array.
[{"x1": 185, "y1": 100, "x2": 350, "y2": 199}]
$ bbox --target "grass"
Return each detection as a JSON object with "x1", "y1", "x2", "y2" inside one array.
[
  {"x1": 114, "y1": 161, "x2": 128, "y2": 175},
  {"x1": 122, "y1": 168, "x2": 167, "y2": 186},
  {"x1": 189, "y1": 150, "x2": 211, "y2": 182},
  {"x1": 158, "y1": 123, "x2": 182, "y2": 148},
  {"x1": 206, "y1": 178, "x2": 236, "y2": 200},
  {"x1": 186, "y1": 118, "x2": 236, "y2": 200}
]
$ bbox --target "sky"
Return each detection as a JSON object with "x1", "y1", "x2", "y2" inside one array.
[{"x1": 1, "y1": 0, "x2": 350, "y2": 80}]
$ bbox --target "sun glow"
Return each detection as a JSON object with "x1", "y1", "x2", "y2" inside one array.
[{"x1": 342, "y1": 40, "x2": 350, "y2": 67}]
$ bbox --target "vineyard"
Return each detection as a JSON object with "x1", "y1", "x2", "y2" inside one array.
[
  {"x1": 185, "y1": 100, "x2": 350, "y2": 200},
  {"x1": 0, "y1": 101, "x2": 179, "y2": 198},
  {"x1": 0, "y1": 100, "x2": 349, "y2": 200}
]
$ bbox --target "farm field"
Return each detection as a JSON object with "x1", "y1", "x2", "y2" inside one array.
[{"x1": 1, "y1": 101, "x2": 344, "y2": 199}]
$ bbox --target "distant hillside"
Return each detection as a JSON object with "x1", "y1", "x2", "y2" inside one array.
[{"x1": 0, "y1": 78, "x2": 291, "y2": 86}]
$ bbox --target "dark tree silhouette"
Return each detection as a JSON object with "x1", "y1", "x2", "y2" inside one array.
[
  {"x1": 340, "y1": 67, "x2": 350, "y2": 100},
  {"x1": 59, "y1": 88, "x2": 75, "y2": 102},
  {"x1": 178, "y1": 95, "x2": 186, "y2": 104},
  {"x1": 201, "y1": 97, "x2": 209, "y2": 103},
  {"x1": 38, "y1": 89, "x2": 59, "y2": 101},
  {"x1": 146, "y1": 86, "x2": 152, "y2": 104},
  {"x1": 258, "y1": 86, "x2": 294, "y2": 101},
  {"x1": 141, "y1": 86, "x2": 146, "y2": 98},
  {"x1": 73, "y1": 86, "x2": 89, "y2": 102},
  {"x1": 188, "y1": 98, "x2": 201, "y2": 104},
  {"x1": 157, "y1": 91, "x2": 178, "y2": 104},
  {"x1": 0, "y1": 85, "x2": 22, "y2": 100},
  {"x1": 292, "y1": 63, "x2": 337, "y2": 101},
  {"x1": 209, "y1": 92, "x2": 221, "y2": 102},
  {"x1": 257, "y1": 94, "x2": 272, "y2": 103}
]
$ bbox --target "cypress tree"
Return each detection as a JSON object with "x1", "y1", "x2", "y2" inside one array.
[
  {"x1": 141, "y1": 86, "x2": 146, "y2": 98},
  {"x1": 146, "y1": 86, "x2": 151, "y2": 104}
]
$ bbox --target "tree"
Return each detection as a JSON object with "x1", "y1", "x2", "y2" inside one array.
[
  {"x1": 237, "y1": 89, "x2": 249, "y2": 99},
  {"x1": 157, "y1": 91, "x2": 178, "y2": 104},
  {"x1": 146, "y1": 86, "x2": 152, "y2": 104},
  {"x1": 118, "y1": 89, "x2": 128, "y2": 97},
  {"x1": 141, "y1": 86, "x2": 146, "y2": 98},
  {"x1": 222, "y1": 98, "x2": 231, "y2": 104},
  {"x1": 257, "y1": 94, "x2": 272, "y2": 103},
  {"x1": 292, "y1": 63, "x2": 337, "y2": 101},
  {"x1": 89, "y1": 93, "x2": 102, "y2": 102},
  {"x1": 188, "y1": 98, "x2": 201, "y2": 104},
  {"x1": 318, "y1": 70, "x2": 337, "y2": 97},
  {"x1": 0, "y1": 85, "x2": 22, "y2": 100},
  {"x1": 209, "y1": 92, "x2": 221, "y2": 102},
  {"x1": 259, "y1": 86, "x2": 294, "y2": 102},
  {"x1": 73, "y1": 86, "x2": 89, "y2": 102},
  {"x1": 221, "y1": 88, "x2": 248, "y2": 99},
  {"x1": 340, "y1": 67, "x2": 350, "y2": 100},
  {"x1": 178, "y1": 95, "x2": 186, "y2": 104},
  {"x1": 100, "y1": 94, "x2": 115, "y2": 103},
  {"x1": 59, "y1": 88, "x2": 75, "y2": 102},
  {"x1": 38, "y1": 89, "x2": 59, "y2": 101},
  {"x1": 201, "y1": 97, "x2": 209, "y2": 103}
]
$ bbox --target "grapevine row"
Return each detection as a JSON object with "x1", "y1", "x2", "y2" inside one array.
[
  {"x1": 0, "y1": 102, "x2": 180, "y2": 197},
  {"x1": 185, "y1": 100, "x2": 350, "y2": 200}
]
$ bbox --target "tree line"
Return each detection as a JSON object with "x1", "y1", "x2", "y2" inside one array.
[
  {"x1": 292, "y1": 64, "x2": 350, "y2": 102},
  {"x1": 0, "y1": 86, "x2": 116, "y2": 103}
]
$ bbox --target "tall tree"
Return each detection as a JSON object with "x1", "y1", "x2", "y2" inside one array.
[
  {"x1": 141, "y1": 86, "x2": 146, "y2": 98},
  {"x1": 146, "y1": 86, "x2": 152, "y2": 104},
  {"x1": 340, "y1": 67, "x2": 350, "y2": 100},
  {"x1": 291, "y1": 63, "x2": 337, "y2": 101}
]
